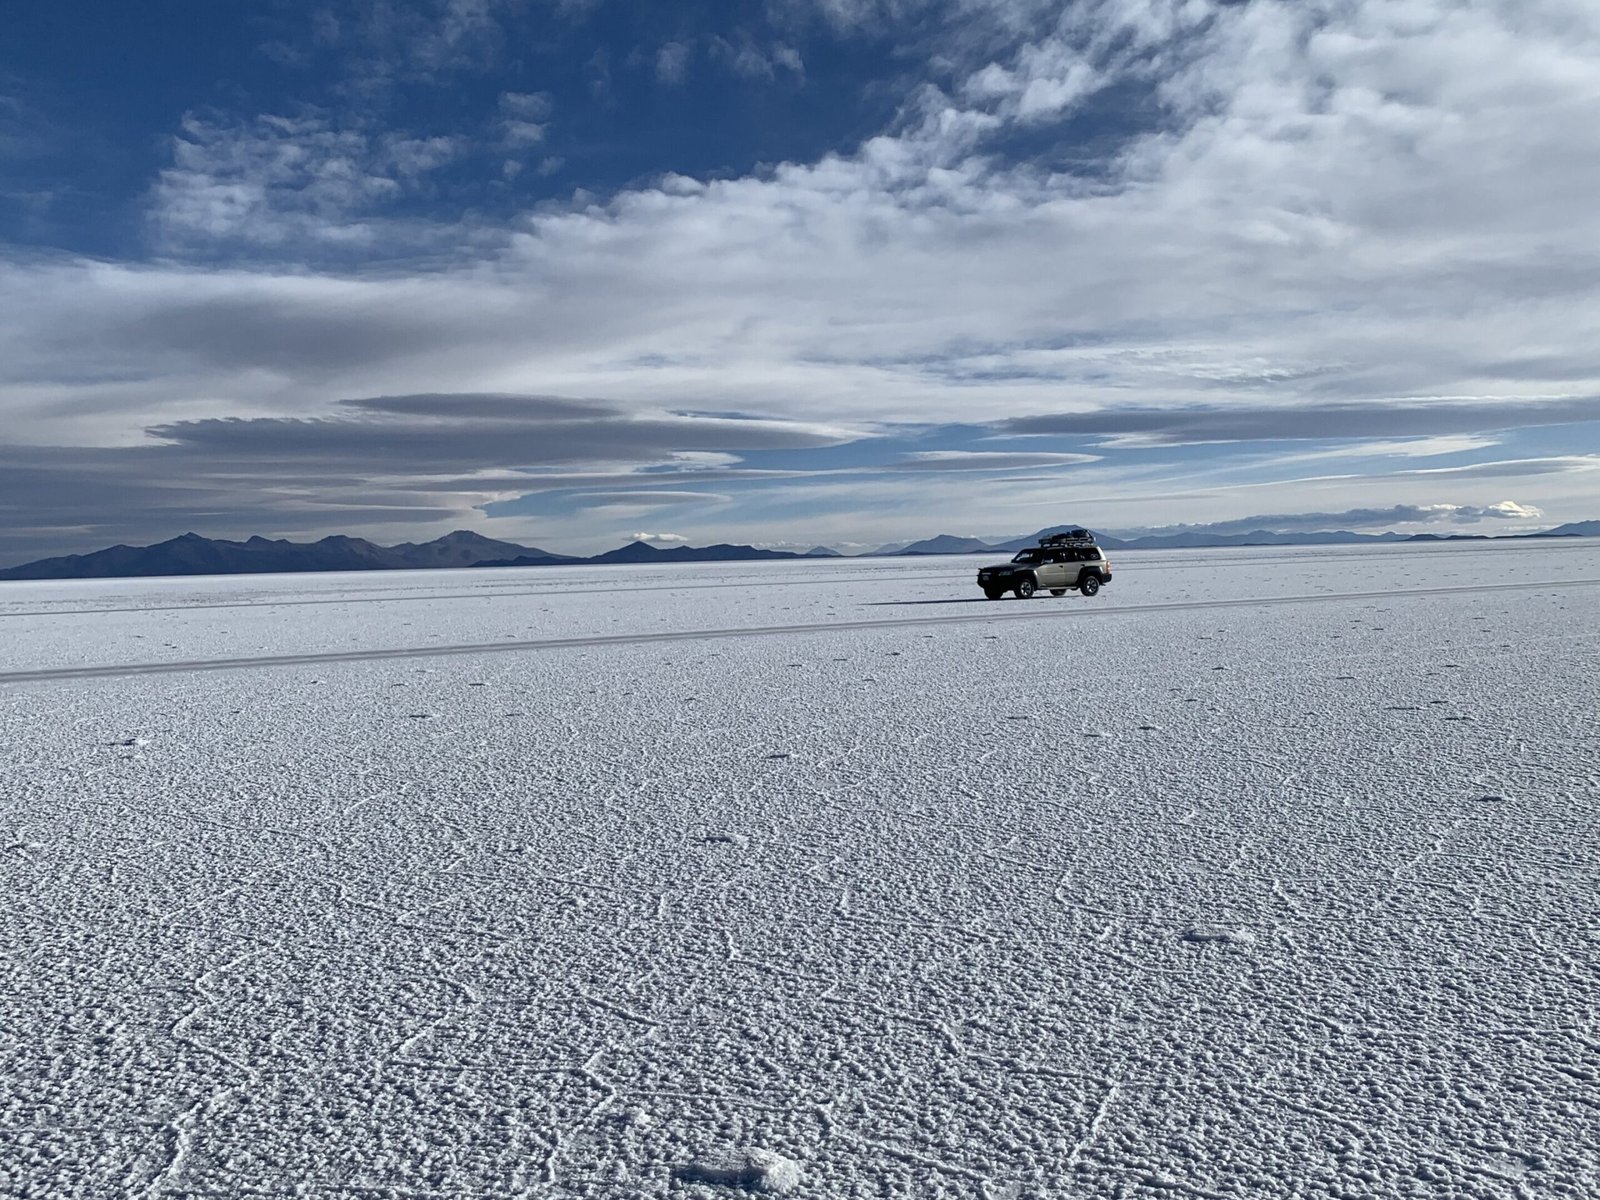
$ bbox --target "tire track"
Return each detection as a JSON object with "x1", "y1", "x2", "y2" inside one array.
[
  {"x1": 2, "y1": 576, "x2": 1595, "y2": 685},
  {"x1": 0, "y1": 569, "x2": 962, "y2": 618}
]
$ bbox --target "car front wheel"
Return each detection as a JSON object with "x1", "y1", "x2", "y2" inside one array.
[
  {"x1": 983, "y1": 588, "x2": 1005, "y2": 600},
  {"x1": 1015, "y1": 578, "x2": 1036, "y2": 599},
  {"x1": 1079, "y1": 574, "x2": 1101, "y2": 596}
]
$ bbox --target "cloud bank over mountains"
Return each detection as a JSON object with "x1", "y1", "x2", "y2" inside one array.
[
  {"x1": 3, "y1": 0, "x2": 1600, "y2": 560},
  {"x1": 1116, "y1": 500, "x2": 1547, "y2": 540}
]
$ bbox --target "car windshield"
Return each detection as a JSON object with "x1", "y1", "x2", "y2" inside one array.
[{"x1": 1011, "y1": 550, "x2": 1043, "y2": 564}]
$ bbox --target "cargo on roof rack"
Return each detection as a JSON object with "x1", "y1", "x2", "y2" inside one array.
[{"x1": 1039, "y1": 529, "x2": 1095, "y2": 547}]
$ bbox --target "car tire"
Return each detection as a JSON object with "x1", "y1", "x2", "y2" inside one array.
[
  {"x1": 1015, "y1": 578, "x2": 1036, "y2": 599},
  {"x1": 1079, "y1": 574, "x2": 1101, "y2": 596},
  {"x1": 1049, "y1": 588, "x2": 1067, "y2": 597},
  {"x1": 983, "y1": 588, "x2": 1005, "y2": 600}
]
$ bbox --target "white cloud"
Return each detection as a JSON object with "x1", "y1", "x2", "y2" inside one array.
[
  {"x1": 772, "y1": 45, "x2": 805, "y2": 78},
  {"x1": 335, "y1": 0, "x2": 525, "y2": 83},
  {"x1": 656, "y1": 41, "x2": 692, "y2": 85},
  {"x1": 127, "y1": 0, "x2": 1600, "y2": 420},
  {"x1": 499, "y1": 91, "x2": 551, "y2": 121},
  {"x1": 893, "y1": 450, "x2": 1102, "y2": 470},
  {"x1": 501, "y1": 119, "x2": 546, "y2": 148},
  {"x1": 1267, "y1": 435, "x2": 1505, "y2": 465},
  {"x1": 1104, "y1": 500, "x2": 1548, "y2": 539},
  {"x1": 707, "y1": 35, "x2": 805, "y2": 81},
  {"x1": 498, "y1": 91, "x2": 551, "y2": 149},
  {"x1": 574, "y1": 490, "x2": 730, "y2": 507},
  {"x1": 150, "y1": 113, "x2": 465, "y2": 247},
  {"x1": 631, "y1": 531, "x2": 689, "y2": 543},
  {"x1": 661, "y1": 451, "x2": 743, "y2": 468},
  {"x1": 1483, "y1": 499, "x2": 1543, "y2": 520}
]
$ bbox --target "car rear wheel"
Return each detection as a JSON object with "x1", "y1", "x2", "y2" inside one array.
[
  {"x1": 1014, "y1": 578, "x2": 1037, "y2": 599},
  {"x1": 1049, "y1": 588, "x2": 1066, "y2": 597},
  {"x1": 1079, "y1": 574, "x2": 1101, "y2": 596}
]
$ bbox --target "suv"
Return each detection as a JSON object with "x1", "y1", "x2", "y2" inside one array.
[{"x1": 977, "y1": 532, "x2": 1112, "y2": 600}]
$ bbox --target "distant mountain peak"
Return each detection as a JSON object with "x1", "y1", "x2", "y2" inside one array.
[{"x1": 893, "y1": 533, "x2": 1000, "y2": 556}]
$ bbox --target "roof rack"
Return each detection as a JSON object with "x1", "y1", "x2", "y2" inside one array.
[{"x1": 1039, "y1": 529, "x2": 1095, "y2": 547}]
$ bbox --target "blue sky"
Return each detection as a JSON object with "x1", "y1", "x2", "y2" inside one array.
[{"x1": 3, "y1": 0, "x2": 1599, "y2": 561}]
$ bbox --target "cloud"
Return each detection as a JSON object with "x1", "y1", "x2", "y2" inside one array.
[
  {"x1": 345, "y1": 393, "x2": 600, "y2": 419},
  {"x1": 656, "y1": 41, "x2": 692, "y2": 85},
  {"x1": 90, "y1": 2, "x2": 1600, "y2": 428},
  {"x1": 144, "y1": 396, "x2": 859, "y2": 468},
  {"x1": 1270, "y1": 436, "x2": 1504, "y2": 464},
  {"x1": 707, "y1": 36, "x2": 805, "y2": 82},
  {"x1": 1000, "y1": 399, "x2": 1600, "y2": 447},
  {"x1": 498, "y1": 91, "x2": 551, "y2": 149},
  {"x1": 630, "y1": 531, "x2": 689, "y2": 543},
  {"x1": 0, "y1": 87, "x2": 50, "y2": 162},
  {"x1": 573, "y1": 490, "x2": 729, "y2": 506},
  {"x1": 1484, "y1": 500, "x2": 1543, "y2": 520},
  {"x1": 1311, "y1": 455, "x2": 1600, "y2": 483},
  {"x1": 890, "y1": 450, "x2": 1102, "y2": 470},
  {"x1": 1112, "y1": 501, "x2": 1548, "y2": 539},
  {"x1": 0, "y1": 394, "x2": 860, "y2": 562},
  {"x1": 499, "y1": 91, "x2": 551, "y2": 121},
  {"x1": 329, "y1": 0, "x2": 528, "y2": 84},
  {"x1": 150, "y1": 112, "x2": 464, "y2": 248}
]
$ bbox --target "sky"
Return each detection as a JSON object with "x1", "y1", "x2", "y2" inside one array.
[{"x1": 3, "y1": 0, "x2": 1599, "y2": 562}]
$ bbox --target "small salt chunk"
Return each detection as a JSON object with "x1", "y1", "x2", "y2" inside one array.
[
  {"x1": 676, "y1": 1147, "x2": 803, "y2": 1194},
  {"x1": 1181, "y1": 925, "x2": 1256, "y2": 946}
]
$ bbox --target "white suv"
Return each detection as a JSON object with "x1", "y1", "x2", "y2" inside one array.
[{"x1": 976, "y1": 534, "x2": 1112, "y2": 600}]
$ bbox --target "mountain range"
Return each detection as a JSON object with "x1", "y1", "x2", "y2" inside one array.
[
  {"x1": 479, "y1": 539, "x2": 811, "y2": 569},
  {"x1": 0, "y1": 530, "x2": 804, "y2": 581},
  {"x1": 2, "y1": 520, "x2": 1596, "y2": 582}
]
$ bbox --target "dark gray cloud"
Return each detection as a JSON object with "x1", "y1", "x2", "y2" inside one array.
[
  {"x1": 129, "y1": 299, "x2": 465, "y2": 372},
  {"x1": 0, "y1": 443, "x2": 464, "y2": 565},
  {"x1": 999, "y1": 397, "x2": 1600, "y2": 445},
  {"x1": 341, "y1": 393, "x2": 608, "y2": 419},
  {"x1": 76, "y1": 294, "x2": 491, "y2": 376},
  {"x1": 0, "y1": 394, "x2": 858, "y2": 564},
  {"x1": 148, "y1": 399, "x2": 853, "y2": 470},
  {"x1": 405, "y1": 467, "x2": 805, "y2": 492}
]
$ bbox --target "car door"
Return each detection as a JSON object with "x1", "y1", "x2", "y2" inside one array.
[
  {"x1": 1065, "y1": 547, "x2": 1091, "y2": 584},
  {"x1": 1039, "y1": 549, "x2": 1068, "y2": 589}
]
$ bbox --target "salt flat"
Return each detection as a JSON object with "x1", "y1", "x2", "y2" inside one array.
[{"x1": 2, "y1": 543, "x2": 1598, "y2": 1198}]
